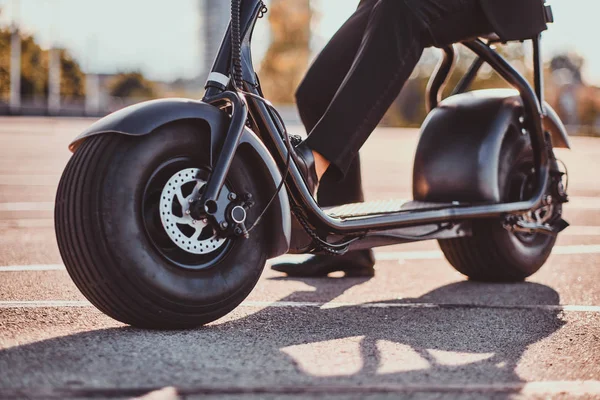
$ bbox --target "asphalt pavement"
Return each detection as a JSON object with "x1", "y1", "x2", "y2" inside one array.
[{"x1": 0, "y1": 117, "x2": 599, "y2": 399}]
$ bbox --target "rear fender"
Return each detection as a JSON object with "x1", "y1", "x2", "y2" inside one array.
[
  {"x1": 543, "y1": 102, "x2": 570, "y2": 149},
  {"x1": 70, "y1": 98, "x2": 291, "y2": 258},
  {"x1": 413, "y1": 89, "x2": 569, "y2": 203}
]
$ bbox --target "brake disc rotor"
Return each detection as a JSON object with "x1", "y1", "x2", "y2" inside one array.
[{"x1": 159, "y1": 168, "x2": 227, "y2": 254}]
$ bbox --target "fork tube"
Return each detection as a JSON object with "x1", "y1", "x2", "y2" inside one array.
[{"x1": 200, "y1": 91, "x2": 248, "y2": 211}]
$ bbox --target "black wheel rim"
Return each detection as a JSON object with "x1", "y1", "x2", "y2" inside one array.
[{"x1": 142, "y1": 157, "x2": 232, "y2": 271}]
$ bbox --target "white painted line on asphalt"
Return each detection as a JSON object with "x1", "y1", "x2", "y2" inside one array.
[
  {"x1": 0, "y1": 264, "x2": 64, "y2": 272},
  {"x1": 375, "y1": 244, "x2": 600, "y2": 262},
  {"x1": 1, "y1": 300, "x2": 599, "y2": 312},
  {"x1": 567, "y1": 225, "x2": 600, "y2": 236},
  {"x1": 552, "y1": 244, "x2": 600, "y2": 255},
  {"x1": 0, "y1": 300, "x2": 91, "y2": 308},
  {"x1": 0, "y1": 202, "x2": 54, "y2": 211},
  {"x1": 4, "y1": 381, "x2": 600, "y2": 397},
  {"x1": 1, "y1": 244, "x2": 600, "y2": 273},
  {"x1": 2, "y1": 381, "x2": 600, "y2": 397},
  {"x1": 516, "y1": 381, "x2": 600, "y2": 396},
  {"x1": 243, "y1": 301, "x2": 600, "y2": 312},
  {"x1": 3, "y1": 217, "x2": 600, "y2": 238},
  {"x1": 1, "y1": 197, "x2": 600, "y2": 213},
  {"x1": 0, "y1": 219, "x2": 54, "y2": 228},
  {"x1": 0, "y1": 175, "x2": 60, "y2": 186},
  {"x1": 567, "y1": 196, "x2": 600, "y2": 210}
]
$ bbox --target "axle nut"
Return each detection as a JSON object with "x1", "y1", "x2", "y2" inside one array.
[{"x1": 231, "y1": 206, "x2": 247, "y2": 224}]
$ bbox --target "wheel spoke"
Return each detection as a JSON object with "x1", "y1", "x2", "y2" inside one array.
[
  {"x1": 191, "y1": 227, "x2": 203, "y2": 241},
  {"x1": 171, "y1": 216, "x2": 189, "y2": 225},
  {"x1": 175, "y1": 187, "x2": 186, "y2": 208}
]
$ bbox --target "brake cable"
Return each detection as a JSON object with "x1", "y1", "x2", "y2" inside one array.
[{"x1": 228, "y1": 0, "x2": 362, "y2": 253}]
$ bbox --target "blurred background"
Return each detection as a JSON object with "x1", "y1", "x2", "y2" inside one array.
[{"x1": 0, "y1": 0, "x2": 598, "y2": 135}]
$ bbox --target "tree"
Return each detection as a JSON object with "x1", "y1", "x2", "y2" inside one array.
[
  {"x1": 258, "y1": 0, "x2": 312, "y2": 103},
  {"x1": 0, "y1": 27, "x2": 10, "y2": 101},
  {"x1": 0, "y1": 28, "x2": 86, "y2": 101},
  {"x1": 384, "y1": 42, "x2": 530, "y2": 127},
  {"x1": 60, "y1": 49, "x2": 85, "y2": 99},
  {"x1": 108, "y1": 71, "x2": 157, "y2": 99}
]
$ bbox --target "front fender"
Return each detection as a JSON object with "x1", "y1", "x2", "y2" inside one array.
[
  {"x1": 70, "y1": 98, "x2": 291, "y2": 259},
  {"x1": 70, "y1": 98, "x2": 229, "y2": 156}
]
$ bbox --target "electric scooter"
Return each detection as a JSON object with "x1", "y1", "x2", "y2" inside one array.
[{"x1": 55, "y1": 0, "x2": 570, "y2": 329}]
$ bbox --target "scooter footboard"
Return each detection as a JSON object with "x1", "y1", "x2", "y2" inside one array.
[{"x1": 413, "y1": 89, "x2": 547, "y2": 204}]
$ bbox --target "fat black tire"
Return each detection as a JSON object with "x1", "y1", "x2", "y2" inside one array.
[
  {"x1": 438, "y1": 133, "x2": 558, "y2": 282},
  {"x1": 55, "y1": 121, "x2": 269, "y2": 329}
]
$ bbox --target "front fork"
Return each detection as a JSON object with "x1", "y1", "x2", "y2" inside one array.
[{"x1": 188, "y1": 90, "x2": 254, "y2": 239}]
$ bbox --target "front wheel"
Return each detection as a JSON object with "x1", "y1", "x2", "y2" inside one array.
[
  {"x1": 439, "y1": 133, "x2": 562, "y2": 282},
  {"x1": 55, "y1": 121, "x2": 269, "y2": 329}
]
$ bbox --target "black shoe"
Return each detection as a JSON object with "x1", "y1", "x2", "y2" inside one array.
[
  {"x1": 292, "y1": 141, "x2": 319, "y2": 195},
  {"x1": 272, "y1": 250, "x2": 375, "y2": 277}
]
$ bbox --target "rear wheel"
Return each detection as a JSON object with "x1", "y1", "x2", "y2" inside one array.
[
  {"x1": 439, "y1": 134, "x2": 560, "y2": 282},
  {"x1": 55, "y1": 121, "x2": 269, "y2": 329}
]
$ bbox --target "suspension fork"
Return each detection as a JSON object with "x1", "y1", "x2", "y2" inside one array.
[{"x1": 193, "y1": 91, "x2": 247, "y2": 220}]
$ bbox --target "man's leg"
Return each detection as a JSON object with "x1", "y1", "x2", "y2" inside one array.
[
  {"x1": 272, "y1": 0, "x2": 377, "y2": 277},
  {"x1": 304, "y1": 0, "x2": 494, "y2": 180}
]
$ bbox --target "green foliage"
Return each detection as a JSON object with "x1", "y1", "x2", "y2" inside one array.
[
  {"x1": 0, "y1": 28, "x2": 86, "y2": 101},
  {"x1": 60, "y1": 50, "x2": 85, "y2": 98},
  {"x1": 259, "y1": 0, "x2": 312, "y2": 103},
  {"x1": 108, "y1": 71, "x2": 157, "y2": 99},
  {"x1": 0, "y1": 27, "x2": 10, "y2": 100}
]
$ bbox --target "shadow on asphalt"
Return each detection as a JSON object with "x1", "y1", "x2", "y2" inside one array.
[{"x1": 0, "y1": 280, "x2": 565, "y2": 398}]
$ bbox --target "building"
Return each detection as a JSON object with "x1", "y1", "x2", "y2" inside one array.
[{"x1": 198, "y1": 0, "x2": 231, "y2": 81}]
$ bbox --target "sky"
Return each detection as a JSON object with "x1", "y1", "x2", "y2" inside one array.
[{"x1": 0, "y1": 0, "x2": 598, "y2": 84}]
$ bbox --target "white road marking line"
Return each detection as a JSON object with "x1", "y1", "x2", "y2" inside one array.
[
  {"x1": 0, "y1": 202, "x2": 54, "y2": 211},
  {"x1": 3, "y1": 218, "x2": 600, "y2": 237},
  {"x1": 0, "y1": 175, "x2": 60, "y2": 186},
  {"x1": 3, "y1": 381, "x2": 600, "y2": 396},
  {"x1": 567, "y1": 196, "x2": 600, "y2": 210},
  {"x1": 1, "y1": 300, "x2": 599, "y2": 312},
  {"x1": 0, "y1": 264, "x2": 64, "y2": 272},
  {"x1": 376, "y1": 244, "x2": 600, "y2": 261},
  {"x1": 2, "y1": 381, "x2": 600, "y2": 396},
  {"x1": 1, "y1": 244, "x2": 600, "y2": 273},
  {"x1": 567, "y1": 225, "x2": 600, "y2": 236},
  {"x1": 552, "y1": 244, "x2": 600, "y2": 255},
  {"x1": 0, "y1": 300, "x2": 91, "y2": 308},
  {"x1": 0, "y1": 219, "x2": 54, "y2": 228},
  {"x1": 1, "y1": 196, "x2": 600, "y2": 212}
]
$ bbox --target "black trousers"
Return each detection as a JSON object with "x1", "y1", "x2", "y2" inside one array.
[{"x1": 296, "y1": 0, "x2": 495, "y2": 207}]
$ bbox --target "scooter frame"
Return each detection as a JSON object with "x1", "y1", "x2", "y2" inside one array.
[{"x1": 197, "y1": 0, "x2": 567, "y2": 250}]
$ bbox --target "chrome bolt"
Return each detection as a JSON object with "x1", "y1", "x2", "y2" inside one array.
[
  {"x1": 220, "y1": 221, "x2": 229, "y2": 230},
  {"x1": 202, "y1": 218, "x2": 208, "y2": 224},
  {"x1": 228, "y1": 193, "x2": 238, "y2": 201},
  {"x1": 519, "y1": 116, "x2": 525, "y2": 124},
  {"x1": 185, "y1": 210, "x2": 191, "y2": 215},
  {"x1": 521, "y1": 128, "x2": 528, "y2": 135},
  {"x1": 189, "y1": 198, "x2": 194, "y2": 204}
]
